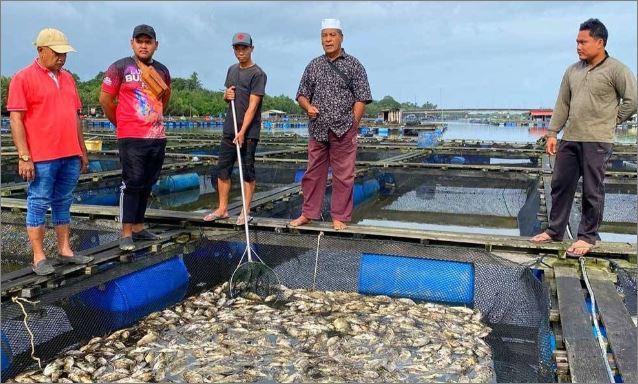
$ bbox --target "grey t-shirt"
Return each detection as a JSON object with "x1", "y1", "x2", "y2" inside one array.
[{"x1": 223, "y1": 63, "x2": 267, "y2": 139}]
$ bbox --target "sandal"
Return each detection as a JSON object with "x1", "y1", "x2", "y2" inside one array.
[
  {"x1": 203, "y1": 211, "x2": 230, "y2": 222},
  {"x1": 529, "y1": 232, "x2": 555, "y2": 244},
  {"x1": 236, "y1": 215, "x2": 254, "y2": 226}
]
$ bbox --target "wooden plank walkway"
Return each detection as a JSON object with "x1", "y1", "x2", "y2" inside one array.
[
  {"x1": 3, "y1": 198, "x2": 635, "y2": 260},
  {"x1": 1, "y1": 228, "x2": 189, "y2": 297},
  {"x1": 554, "y1": 266, "x2": 611, "y2": 383},
  {"x1": 588, "y1": 270, "x2": 638, "y2": 383}
]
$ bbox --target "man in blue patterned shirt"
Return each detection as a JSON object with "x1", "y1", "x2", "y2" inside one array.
[{"x1": 289, "y1": 18, "x2": 372, "y2": 230}]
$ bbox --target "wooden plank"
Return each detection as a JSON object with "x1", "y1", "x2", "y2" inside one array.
[
  {"x1": 2, "y1": 198, "x2": 635, "y2": 258},
  {"x1": 589, "y1": 271, "x2": 638, "y2": 383},
  {"x1": 554, "y1": 266, "x2": 611, "y2": 383},
  {"x1": 0, "y1": 229, "x2": 187, "y2": 296}
]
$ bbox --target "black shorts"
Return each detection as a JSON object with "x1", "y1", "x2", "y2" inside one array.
[{"x1": 216, "y1": 136, "x2": 259, "y2": 182}]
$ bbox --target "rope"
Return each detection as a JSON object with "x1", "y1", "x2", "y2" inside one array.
[
  {"x1": 312, "y1": 232, "x2": 324, "y2": 290},
  {"x1": 579, "y1": 257, "x2": 615, "y2": 383},
  {"x1": 11, "y1": 296, "x2": 42, "y2": 369}
]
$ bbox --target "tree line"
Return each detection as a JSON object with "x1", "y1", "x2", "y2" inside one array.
[{"x1": 1, "y1": 72, "x2": 436, "y2": 118}]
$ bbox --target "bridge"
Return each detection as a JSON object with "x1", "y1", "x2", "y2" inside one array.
[{"x1": 401, "y1": 108, "x2": 536, "y2": 114}]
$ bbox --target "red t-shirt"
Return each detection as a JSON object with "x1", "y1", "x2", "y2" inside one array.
[
  {"x1": 101, "y1": 57, "x2": 171, "y2": 139},
  {"x1": 7, "y1": 60, "x2": 82, "y2": 162}
]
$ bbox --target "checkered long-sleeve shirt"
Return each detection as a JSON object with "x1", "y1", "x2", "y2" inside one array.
[{"x1": 296, "y1": 50, "x2": 372, "y2": 142}]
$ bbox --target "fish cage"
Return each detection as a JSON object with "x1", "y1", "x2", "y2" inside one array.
[
  {"x1": 0, "y1": 214, "x2": 564, "y2": 383},
  {"x1": 1, "y1": 132, "x2": 636, "y2": 382}
]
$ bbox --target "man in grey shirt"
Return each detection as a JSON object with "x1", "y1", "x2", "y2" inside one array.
[
  {"x1": 530, "y1": 18, "x2": 637, "y2": 257},
  {"x1": 203, "y1": 32, "x2": 267, "y2": 226}
]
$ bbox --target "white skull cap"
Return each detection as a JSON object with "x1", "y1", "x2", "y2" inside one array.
[{"x1": 321, "y1": 18, "x2": 341, "y2": 31}]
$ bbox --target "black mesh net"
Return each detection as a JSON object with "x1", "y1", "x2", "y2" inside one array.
[
  {"x1": 609, "y1": 260, "x2": 638, "y2": 316},
  {"x1": 1, "y1": 223, "x2": 558, "y2": 383}
]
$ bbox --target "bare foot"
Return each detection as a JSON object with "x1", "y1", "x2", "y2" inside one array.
[
  {"x1": 566, "y1": 240, "x2": 594, "y2": 257},
  {"x1": 332, "y1": 220, "x2": 347, "y2": 230},
  {"x1": 289, "y1": 215, "x2": 311, "y2": 227},
  {"x1": 529, "y1": 232, "x2": 553, "y2": 244}
]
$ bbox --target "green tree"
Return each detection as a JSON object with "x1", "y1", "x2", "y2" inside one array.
[{"x1": 1, "y1": 76, "x2": 11, "y2": 115}]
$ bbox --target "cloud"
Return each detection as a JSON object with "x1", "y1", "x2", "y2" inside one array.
[{"x1": 2, "y1": 1, "x2": 636, "y2": 108}]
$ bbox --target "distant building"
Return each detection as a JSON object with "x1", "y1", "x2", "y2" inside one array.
[
  {"x1": 381, "y1": 108, "x2": 401, "y2": 124},
  {"x1": 527, "y1": 109, "x2": 553, "y2": 127},
  {"x1": 261, "y1": 109, "x2": 287, "y2": 120}
]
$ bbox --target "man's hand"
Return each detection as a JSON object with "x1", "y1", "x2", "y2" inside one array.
[
  {"x1": 307, "y1": 105, "x2": 319, "y2": 119},
  {"x1": 224, "y1": 86, "x2": 236, "y2": 101},
  {"x1": 80, "y1": 153, "x2": 89, "y2": 173},
  {"x1": 18, "y1": 160, "x2": 35, "y2": 182},
  {"x1": 546, "y1": 137, "x2": 557, "y2": 155},
  {"x1": 233, "y1": 131, "x2": 245, "y2": 146}
]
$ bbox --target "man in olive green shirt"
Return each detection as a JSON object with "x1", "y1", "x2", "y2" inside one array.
[{"x1": 530, "y1": 18, "x2": 637, "y2": 256}]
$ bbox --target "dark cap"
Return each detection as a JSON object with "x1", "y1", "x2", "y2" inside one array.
[
  {"x1": 132, "y1": 24, "x2": 156, "y2": 40},
  {"x1": 232, "y1": 32, "x2": 252, "y2": 47}
]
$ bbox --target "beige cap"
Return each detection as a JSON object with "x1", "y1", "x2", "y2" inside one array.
[{"x1": 34, "y1": 28, "x2": 76, "y2": 53}]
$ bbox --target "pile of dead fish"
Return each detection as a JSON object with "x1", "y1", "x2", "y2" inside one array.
[{"x1": 11, "y1": 284, "x2": 494, "y2": 383}]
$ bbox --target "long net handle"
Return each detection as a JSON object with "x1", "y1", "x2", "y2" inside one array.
[{"x1": 230, "y1": 99, "x2": 252, "y2": 262}]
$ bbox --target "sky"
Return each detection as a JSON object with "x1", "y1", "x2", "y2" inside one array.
[{"x1": 1, "y1": 1, "x2": 636, "y2": 109}]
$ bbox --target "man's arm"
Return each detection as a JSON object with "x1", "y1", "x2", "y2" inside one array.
[
  {"x1": 297, "y1": 96, "x2": 319, "y2": 119},
  {"x1": 353, "y1": 101, "x2": 365, "y2": 126},
  {"x1": 99, "y1": 91, "x2": 118, "y2": 125},
  {"x1": 76, "y1": 114, "x2": 89, "y2": 173},
  {"x1": 234, "y1": 94, "x2": 263, "y2": 145},
  {"x1": 9, "y1": 111, "x2": 35, "y2": 181},
  {"x1": 547, "y1": 69, "x2": 571, "y2": 139},
  {"x1": 162, "y1": 89, "x2": 171, "y2": 114},
  {"x1": 614, "y1": 66, "x2": 637, "y2": 124}
]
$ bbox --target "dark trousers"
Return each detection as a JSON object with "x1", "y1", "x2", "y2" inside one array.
[
  {"x1": 118, "y1": 138, "x2": 166, "y2": 224},
  {"x1": 547, "y1": 141, "x2": 613, "y2": 244}
]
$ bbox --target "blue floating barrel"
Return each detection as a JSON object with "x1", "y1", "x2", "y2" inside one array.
[
  {"x1": 353, "y1": 184, "x2": 365, "y2": 206},
  {"x1": 450, "y1": 156, "x2": 465, "y2": 165},
  {"x1": 88, "y1": 160, "x2": 103, "y2": 173},
  {"x1": 377, "y1": 172, "x2": 396, "y2": 195},
  {"x1": 1, "y1": 331, "x2": 12, "y2": 378},
  {"x1": 294, "y1": 169, "x2": 305, "y2": 183},
  {"x1": 358, "y1": 253, "x2": 475, "y2": 306},
  {"x1": 75, "y1": 189, "x2": 119, "y2": 206},
  {"x1": 362, "y1": 179, "x2": 380, "y2": 199},
  {"x1": 153, "y1": 173, "x2": 200, "y2": 194},
  {"x1": 73, "y1": 257, "x2": 190, "y2": 331},
  {"x1": 159, "y1": 188, "x2": 200, "y2": 208}
]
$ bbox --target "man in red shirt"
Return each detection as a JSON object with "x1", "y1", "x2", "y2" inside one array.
[
  {"x1": 99, "y1": 24, "x2": 171, "y2": 251},
  {"x1": 7, "y1": 27, "x2": 93, "y2": 275}
]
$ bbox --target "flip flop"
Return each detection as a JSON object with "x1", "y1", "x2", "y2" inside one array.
[
  {"x1": 566, "y1": 245, "x2": 594, "y2": 258},
  {"x1": 236, "y1": 215, "x2": 253, "y2": 226},
  {"x1": 203, "y1": 212, "x2": 230, "y2": 222},
  {"x1": 528, "y1": 233, "x2": 555, "y2": 244}
]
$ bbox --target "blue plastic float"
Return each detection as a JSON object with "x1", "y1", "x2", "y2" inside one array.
[{"x1": 358, "y1": 253, "x2": 475, "y2": 306}]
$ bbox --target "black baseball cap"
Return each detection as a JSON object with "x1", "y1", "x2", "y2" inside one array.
[{"x1": 132, "y1": 24, "x2": 156, "y2": 39}]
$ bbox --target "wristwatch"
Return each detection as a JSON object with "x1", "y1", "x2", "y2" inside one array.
[{"x1": 19, "y1": 154, "x2": 31, "y2": 162}]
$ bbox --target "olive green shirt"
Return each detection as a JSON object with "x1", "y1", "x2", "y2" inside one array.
[{"x1": 548, "y1": 53, "x2": 637, "y2": 143}]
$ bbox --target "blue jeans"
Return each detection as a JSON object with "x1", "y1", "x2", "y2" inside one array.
[{"x1": 26, "y1": 156, "x2": 81, "y2": 227}]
